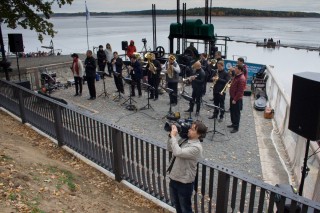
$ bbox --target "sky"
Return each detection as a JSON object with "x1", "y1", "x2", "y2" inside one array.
[{"x1": 52, "y1": 0, "x2": 320, "y2": 13}]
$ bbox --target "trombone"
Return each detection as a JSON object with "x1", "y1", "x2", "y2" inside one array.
[{"x1": 220, "y1": 80, "x2": 232, "y2": 95}]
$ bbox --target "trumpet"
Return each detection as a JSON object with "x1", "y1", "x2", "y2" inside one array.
[
  {"x1": 220, "y1": 79, "x2": 232, "y2": 95},
  {"x1": 210, "y1": 59, "x2": 217, "y2": 67},
  {"x1": 182, "y1": 74, "x2": 199, "y2": 84}
]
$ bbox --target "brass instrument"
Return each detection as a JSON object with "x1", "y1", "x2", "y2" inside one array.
[
  {"x1": 144, "y1": 52, "x2": 156, "y2": 74},
  {"x1": 167, "y1": 55, "x2": 176, "y2": 78},
  {"x1": 210, "y1": 72, "x2": 219, "y2": 89},
  {"x1": 182, "y1": 74, "x2": 199, "y2": 85},
  {"x1": 220, "y1": 79, "x2": 232, "y2": 95},
  {"x1": 210, "y1": 59, "x2": 217, "y2": 67}
]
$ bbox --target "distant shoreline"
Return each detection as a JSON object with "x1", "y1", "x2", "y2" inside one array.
[{"x1": 52, "y1": 7, "x2": 320, "y2": 18}]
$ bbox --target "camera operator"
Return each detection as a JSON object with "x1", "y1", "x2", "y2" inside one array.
[{"x1": 167, "y1": 120, "x2": 207, "y2": 213}]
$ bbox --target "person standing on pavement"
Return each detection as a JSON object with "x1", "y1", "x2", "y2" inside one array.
[
  {"x1": 97, "y1": 45, "x2": 107, "y2": 73},
  {"x1": 208, "y1": 60, "x2": 230, "y2": 122},
  {"x1": 112, "y1": 51, "x2": 124, "y2": 94},
  {"x1": 228, "y1": 64, "x2": 246, "y2": 133},
  {"x1": 126, "y1": 40, "x2": 136, "y2": 58},
  {"x1": 84, "y1": 50, "x2": 97, "y2": 100},
  {"x1": 185, "y1": 61, "x2": 206, "y2": 117},
  {"x1": 105, "y1": 43, "x2": 113, "y2": 77},
  {"x1": 163, "y1": 55, "x2": 180, "y2": 106},
  {"x1": 128, "y1": 54, "x2": 142, "y2": 97},
  {"x1": 146, "y1": 53, "x2": 162, "y2": 101},
  {"x1": 71, "y1": 53, "x2": 84, "y2": 96},
  {"x1": 167, "y1": 120, "x2": 207, "y2": 213}
]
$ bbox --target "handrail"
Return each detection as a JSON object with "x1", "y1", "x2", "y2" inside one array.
[{"x1": 1, "y1": 79, "x2": 319, "y2": 212}]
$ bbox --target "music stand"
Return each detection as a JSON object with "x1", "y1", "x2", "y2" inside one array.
[
  {"x1": 163, "y1": 87, "x2": 175, "y2": 114},
  {"x1": 205, "y1": 103, "x2": 225, "y2": 137},
  {"x1": 97, "y1": 72, "x2": 110, "y2": 98},
  {"x1": 181, "y1": 93, "x2": 194, "y2": 120},
  {"x1": 140, "y1": 83, "x2": 155, "y2": 110},
  {"x1": 113, "y1": 71, "x2": 124, "y2": 102},
  {"x1": 122, "y1": 77, "x2": 137, "y2": 111}
]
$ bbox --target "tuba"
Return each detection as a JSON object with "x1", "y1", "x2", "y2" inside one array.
[
  {"x1": 167, "y1": 55, "x2": 176, "y2": 78},
  {"x1": 144, "y1": 52, "x2": 156, "y2": 74}
]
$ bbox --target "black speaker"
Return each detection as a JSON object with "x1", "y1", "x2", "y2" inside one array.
[
  {"x1": 121, "y1": 41, "x2": 128, "y2": 51},
  {"x1": 8, "y1": 34, "x2": 24, "y2": 53},
  {"x1": 288, "y1": 72, "x2": 320, "y2": 140}
]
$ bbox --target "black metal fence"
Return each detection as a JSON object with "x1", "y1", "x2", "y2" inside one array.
[{"x1": 0, "y1": 79, "x2": 319, "y2": 213}]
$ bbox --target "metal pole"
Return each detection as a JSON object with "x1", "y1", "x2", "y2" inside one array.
[
  {"x1": 85, "y1": 1, "x2": 89, "y2": 51},
  {"x1": 16, "y1": 52, "x2": 21, "y2": 82},
  {"x1": 299, "y1": 139, "x2": 310, "y2": 196}
]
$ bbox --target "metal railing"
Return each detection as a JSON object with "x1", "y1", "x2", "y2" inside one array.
[{"x1": 0, "y1": 79, "x2": 319, "y2": 213}]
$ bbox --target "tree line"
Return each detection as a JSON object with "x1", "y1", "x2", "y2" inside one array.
[{"x1": 53, "y1": 7, "x2": 320, "y2": 18}]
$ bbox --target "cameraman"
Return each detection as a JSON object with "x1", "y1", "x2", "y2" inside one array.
[{"x1": 167, "y1": 120, "x2": 207, "y2": 213}]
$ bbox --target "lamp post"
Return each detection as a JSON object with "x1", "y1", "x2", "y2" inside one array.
[{"x1": 0, "y1": 19, "x2": 11, "y2": 81}]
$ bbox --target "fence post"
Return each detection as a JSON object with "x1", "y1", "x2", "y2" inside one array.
[
  {"x1": 53, "y1": 104, "x2": 64, "y2": 147},
  {"x1": 111, "y1": 127, "x2": 123, "y2": 182},
  {"x1": 18, "y1": 89, "x2": 27, "y2": 124},
  {"x1": 216, "y1": 171, "x2": 231, "y2": 213}
]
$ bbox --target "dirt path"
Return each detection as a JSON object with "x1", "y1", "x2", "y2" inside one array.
[{"x1": 0, "y1": 110, "x2": 168, "y2": 213}]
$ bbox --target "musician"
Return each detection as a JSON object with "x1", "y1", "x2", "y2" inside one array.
[
  {"x1": 213, "y1": 51, "x2": 223, "y2": 70},
  {"x1": 185, "y1": 61, "x2": 206, "y2": 116},
  {"x1": 129, "y1": 54, "x2": 142, "y2": 97},
  {"x1": 200, "y1": 53, "x2": 210, "y2": 96},
  {"x1": 237, "y1": 57, "x2": 248, "y2": 83},
  {"x1": 164, "y1": 55, "x2": 180, "y2": 106},
  {"x1": 208, "y1": 60, "x2": 230, "y2": 122},
  {"x1": 146, "y1": 53, "x2": 162, "y2": 101},
  {"x1": 84, "y1": 50, "x2": 97, "y2": 100},
  {"x1": 228, "y1": 64, "x2": 246, "y2": 133},
  {"x1": 112, "y1": 51, "x2": 124, "y2": 94}
]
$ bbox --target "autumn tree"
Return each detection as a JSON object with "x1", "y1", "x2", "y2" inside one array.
[{"x1": 0, "y1": 0, "x2": 74, "y2": 41}]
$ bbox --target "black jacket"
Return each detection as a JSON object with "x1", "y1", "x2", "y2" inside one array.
[
  {"x1": 213, "y1": 69, "x2": 230, "y2": 93},
  {"x1": 84, "y1": 56, "x2": 96, "y2": 78},
  {"x1": 147, "y1": 59, "x2": 162, "y2": 78},
  {"x1": 97, "y1": 50, "x2": 107, "y2": 66},
  {"x1": 192, "y1": 68, "x2": 206, "y2": 92},
  {"x1": 112, "y1": 57, "x2": 123, "y2": 76}
]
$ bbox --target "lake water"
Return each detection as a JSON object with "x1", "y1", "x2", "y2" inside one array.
[{"x1": 2, "y1": 16, "x2": 320, "y2": 94}]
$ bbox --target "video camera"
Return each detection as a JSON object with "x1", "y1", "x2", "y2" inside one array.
[
  {"x1": 164, "y1": 119, "x2": 192, "y2": 139},
  {"x1": 142, "y1": 38, "x2": 147, "y2": 43}
]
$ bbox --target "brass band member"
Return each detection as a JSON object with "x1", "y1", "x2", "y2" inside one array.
[
  {"x1": 147, "y1": 53, "x2": 162, "y2": 101},
  {"x1": 185, "y1": 61, "x2": 206, "y2": 116},
  {"x1": 112, "y1": 51, "x2": 124, "y2": 94},
  {"x1": 228, "y1": 64, "x2": 246, "y2": 133},
  {"x1": 164, "y1": 55, "x2": 180, "y2": 105},
  {"x1": 129, "y1": 54, "x2": 142, "y2": 97},
  {"x1": 208, "y1": 60, "x2": 230, "y2": 122},
  {"x1": 200, "y1": 53, "x2": 211, "y2": 96}
]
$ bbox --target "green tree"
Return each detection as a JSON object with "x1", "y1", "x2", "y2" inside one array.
[{"x1": 0, "y1": 0, "x2": 73, "y2": 42}]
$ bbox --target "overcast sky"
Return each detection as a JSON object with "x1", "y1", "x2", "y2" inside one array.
[{"x1": 53, "y1": 0, "x2": 320, "y2": 13}]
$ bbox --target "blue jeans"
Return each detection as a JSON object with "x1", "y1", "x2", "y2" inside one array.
[{"x1": 169, "y1": 179, "x2": 194, "y2": 213}]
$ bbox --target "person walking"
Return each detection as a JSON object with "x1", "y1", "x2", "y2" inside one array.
[
  {"x1": 70, "y1": 53, "x2": 84, "y2": 96},
  {"x1": 84, "y1": 50, "x2": 97, "y2": 100},
  {"x1": 167, "y1": 120, "x2": 207, "y2": 213}
]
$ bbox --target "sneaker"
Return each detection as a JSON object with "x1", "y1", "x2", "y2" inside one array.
[{"x1": 227, "y1": 124, "x2": 234, "y2": 128}]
